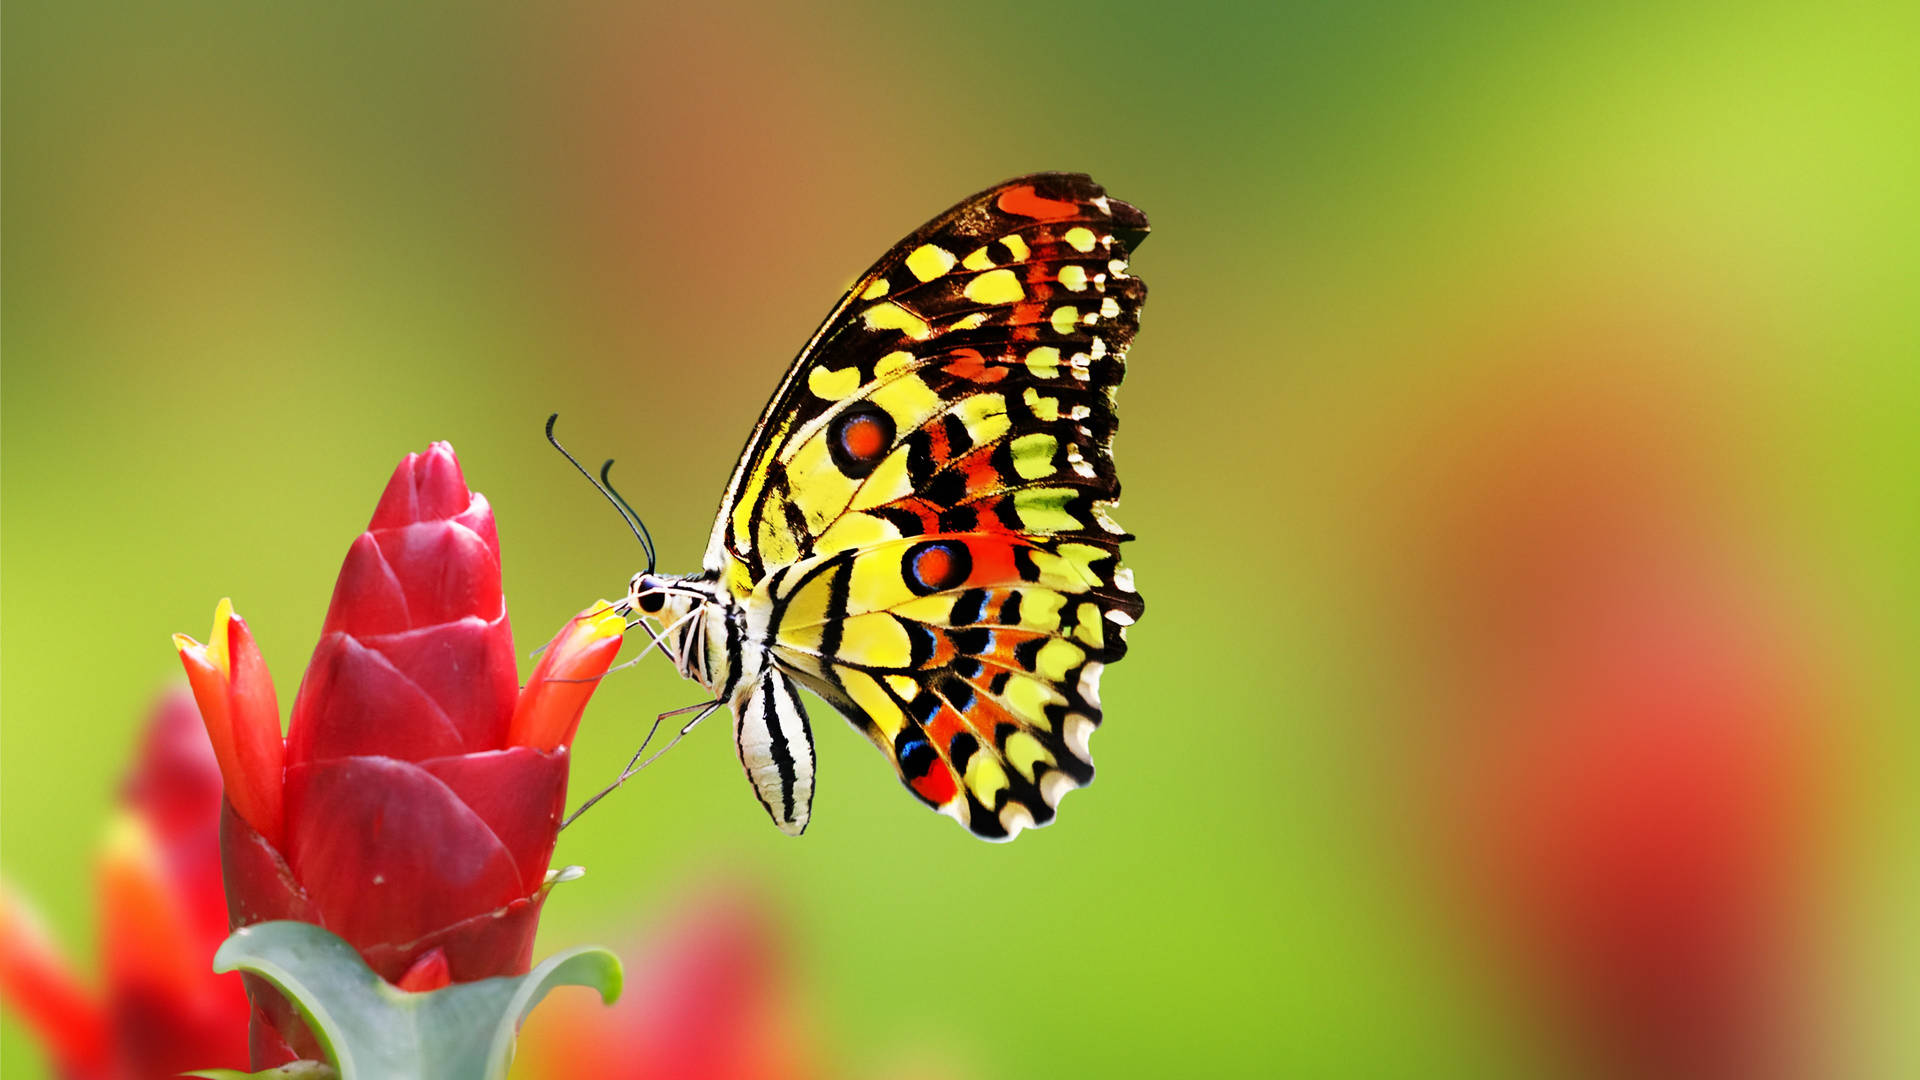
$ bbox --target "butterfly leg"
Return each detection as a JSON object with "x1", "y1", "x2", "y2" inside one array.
[{"x1": 560, "y1": 698, "x2": 724, "y2": 828}]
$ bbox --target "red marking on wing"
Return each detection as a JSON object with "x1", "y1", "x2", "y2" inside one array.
[
  {"x1": 941, "y1": 348, "x2": 1007, "y2": 384},
  {"x1": 926, "y1": 707, "x2": 969, "y2": 749},
  {"x1": 963, "y1": 537, "x2": 1021, "y2": 584},
  {"x1": 913, "y1": 546, "x2": 954, "y2": 588},
  {"x1": 910, "y1": 763, "x2": 959, "y2": 806},
  {"x1": 848, "y1": 416, "x2": 888, "y2": 459},
  {"x1": 997, "y1": 185, "x2": 1080, "y2": 221}
]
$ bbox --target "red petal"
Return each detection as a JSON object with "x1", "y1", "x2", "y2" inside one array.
[
  {"x1": 224, "y1": 615, "x2": 286, "y2": 847},
  {"x1": 122, "y1": 691, "x2": 225, "y2": 847},
  {"x1": 219, "y1": 800, "x2": 318, "y2": 931},
  {"x1": 358, "y1": 618, "x2": 517, "y2": 752},
  {"x1": 356, "y1": 892, "x2": 545, "y2": 985},
  {"x1": 368, "y1": 442, "x2": 476, "y2": 532},
  {"x1": 370, "y1": 517, "x2": 506, "y2": 629},
  {"x1": 509, "y1": 605, "x2": 626, "y2": 752},
  {"x1": 417, "y1": 748, "x2": 567, "y2": 896},
  {"x1": 287, "y1": 633, "x2": 470, "y2": 763},
  {"x1": 316, "y1": 533, "x2": 411, "y2": 637},
  {"x1": 0, "y1": 884, "x2": 110, "y2": 1079},
  {"x1": 219, "y1": 805, "x2": 323, "y2": 1068},
  {"x1": 97, "y1": 817, "x2": 205, "y2": 1007},
  {"x1": 395, "y1": 949, "x2": 451, "y2": 993},
  {"x1": 282, "y1": 757, "x2": 526, "y2": 955}
]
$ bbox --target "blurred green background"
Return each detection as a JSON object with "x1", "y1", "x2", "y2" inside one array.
[{"x1": 5, "y1": 2, "x2": 1916, "y2": 1076}]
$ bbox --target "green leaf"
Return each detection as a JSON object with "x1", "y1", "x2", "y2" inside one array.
[{"x1": 211, "y1": 921, "x2": 622, "y2": 1080}]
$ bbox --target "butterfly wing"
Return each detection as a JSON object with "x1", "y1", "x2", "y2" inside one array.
[{"x1": 714, "y1": 173, "x2": 1148, "y2": 839}]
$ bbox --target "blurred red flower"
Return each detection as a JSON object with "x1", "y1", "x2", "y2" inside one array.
[
  {"x1": 512, "y1": 889, "x2": 815, "y2": 1080},
  {"x1": 0, "y1": 690, "x2": 252, "y2": 1078},
  {"x1": 171, "y1": 442, "x2": 625, "y2": 1067},
  {"x1": 1377, "y1": 342, "x2": 1839, "y2": 1080},
  {"x1": 513, "y1": 885, "x2": 979, "y2": 1080}
]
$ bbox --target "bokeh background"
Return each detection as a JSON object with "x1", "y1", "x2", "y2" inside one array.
[{"x1": 5, "y1": 2, "x2": 1916, "y2": 1076}]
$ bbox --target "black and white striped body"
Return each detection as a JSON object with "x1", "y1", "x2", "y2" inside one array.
[{"x1": 626, "y1": 571, "x2": 817, "y2": 835}]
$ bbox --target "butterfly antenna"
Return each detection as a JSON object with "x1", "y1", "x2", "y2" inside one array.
[
  {"x1": 598, "y1": 459, "x2": 657, "y2": 573},
  {"x1": 546, "y1": 413, "x2": 652, "y2": 560}
]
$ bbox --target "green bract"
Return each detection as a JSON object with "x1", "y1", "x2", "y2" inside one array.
[{"x1": 196, "y1": 921, "x2": 622, "y2": 1080}]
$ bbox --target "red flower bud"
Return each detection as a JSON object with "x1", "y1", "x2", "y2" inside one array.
[{"x1": 171, "y1": 442, "x2": 624, "y2": 1068}]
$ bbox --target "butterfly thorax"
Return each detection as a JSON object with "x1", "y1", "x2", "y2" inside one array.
[{"x1": 626, "y1": 571, "x2": 757, "y2": 700}]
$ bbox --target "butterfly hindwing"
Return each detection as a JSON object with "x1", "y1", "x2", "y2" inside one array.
[
  {"x1": 756, "y1": 533, "x2": 1138, "y2": 839},
  {"x1": 712, "y1": 173, "x2": 1148, "y2": 838}
]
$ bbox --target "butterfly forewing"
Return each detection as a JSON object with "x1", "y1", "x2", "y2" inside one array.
[{"x1": 711, "y1": 173, "x2": 1147, "y2": 839}]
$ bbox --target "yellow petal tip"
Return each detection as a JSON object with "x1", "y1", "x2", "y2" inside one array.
[
  {"x1": 207, "y1": 598, "x2": 235, "y2": 676},
  {"x1": 582, "y1": 601, "x2": 627, "y2": 639}
]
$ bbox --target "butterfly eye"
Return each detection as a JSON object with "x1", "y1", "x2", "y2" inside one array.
[{"x1": 637, "y1": 591, "x2": 665, "y2": 614}]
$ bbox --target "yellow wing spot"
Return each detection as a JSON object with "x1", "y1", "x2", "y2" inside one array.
[
  {"x1": 1004, "y1": 730, "x2": 1058, "y2": 781},
  {"x1": 850, "y1": 443, "x2": 913, "y2": 510},
  {"x1": 961, "y1": 245, "x2": 995, "y2": 272},
  {"x1": 1022, "y1": 386, "x2": 1060, "y2": 422},
  {"x1": 1057, "y1": 265, "x2": 1089, "y2": 291},
  {"x1": 843, "y1": 671, "x2": 905, "y2": 741},
  {"x1": 1024, "y1": 346, "x2": 1061, "y2": 378},
  {"x1": 1064, "y1": 226, "x2": 1097, "y2": 253},
  {"x1": 1014, "y1": 488, "x2": 1080, "y2": 532},
  {"x1": 874, "y1": 349, "x2": 917, "y2": 378},
  {"x1": 870, "y1": 373, "x2": 940, "y2": 427},
  {"x1": 1010, "y1": 433, "x2": 1058, "y2": 480},
  {"x1": 1035, "y1": 637, "x2": 1085, "y2": 682},
  {"x1": 1091, "y1": 336, "x2": 1108, "y2": 359},
  {"x1": 894, "y1": 593, "x2": 959, "y2": 622},
  {"x1": 813, "y1": 510, "x2": 900, "y2": 553},
  {"x1": 951, "y1": 312, "x2": 990, "y2": 331},
  {"x1": 1049, "y1": 306, "x2": 1079, "y2": 335},
  {"x1": 807, "y1": 365, "x2": 862, "y2": 400},
  {"x1": 905, "y1": 244, "x2": 957, "y2": 282},
  {"x1": 861, "y1": 278, "x2": 891, "y2": 300},
  {"x1": 1074, "y1": 602, "x2": 1105, "y2": 648},
  {"x1": 964, "y1": 753, "x2": 1010, "y2": 809},
  {"x1": 886, "y1": 674, "x2": 920, "y2": 701},
  {"x1": 783, "y1": 432, "x2": 858, "y2": 524},
  {"x1": 955, "y1": 393, "x2": 1011, "y2": 446},
  {"x1": 1003, "y1": 674, "x2": 1065, "y2": 727},
  {"x1": 1019, "y1": 589, "x2": 1067, "y2": 632},
  {"x1": 863, "y1": 302, "x2": 931, "y2": 340},
  {"x1": 1100, "y1": 297, "x2": 1121, "y2": 319},
  {"x1": 1058, "y1": 543, "x2": 1111, "y2": 586},
  {"x1": 963, "y1": 268, "x2": 1024, "y2": 305},
  {"x1": 1002, "y1": 234, "x2": 1030, "y2": 261}
]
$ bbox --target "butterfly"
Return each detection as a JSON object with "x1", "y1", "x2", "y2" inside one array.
[{"x1": 575, "y1": 174, "x2": 1147, "y2": 841}]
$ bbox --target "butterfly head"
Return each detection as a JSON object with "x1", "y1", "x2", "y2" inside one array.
[
  {"x1": 625, "y1": 571, "x2": 730, "y2": 688},
  {"x1": 626, "y1": 572, "x2": 677, "y2": 618}
]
